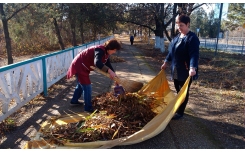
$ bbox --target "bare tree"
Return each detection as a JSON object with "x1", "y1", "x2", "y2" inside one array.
[{"x1": 0, "y1": 3, "x2": 30, "y2": 65}]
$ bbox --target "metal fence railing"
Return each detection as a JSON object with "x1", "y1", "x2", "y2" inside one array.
[
  {"x1": 0, "y1": 36, "x2": 114, "y2": 122},
  {"x1": 199, "y1": 37, "x2": 245, "y2": 54}
]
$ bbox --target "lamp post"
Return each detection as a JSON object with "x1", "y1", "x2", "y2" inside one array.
[
  {"x1": 197, "y1": 28, "x2": 200, "y2": 37},
  {"x1": 242, "y1": 23, "x2": 245, "y2": 54},
  {"x1": 195, "y1": 11, "x2": 200, "y2": 37}
]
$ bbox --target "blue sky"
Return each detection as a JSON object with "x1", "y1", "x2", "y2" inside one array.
[{"x1": 203, "y1": 3, "x2": 229, "y2": 19}]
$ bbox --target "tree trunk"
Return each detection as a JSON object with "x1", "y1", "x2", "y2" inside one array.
[
  {"x1": 165, "y1": 30, "x2": 171, "y2": 42},
  {"x1": 92, "y1": 27, "x2": 97, "y2": 41},
  {"x1": 79, "y1": 20, "x2": 85, "y2": 44},
  {"x1": 148, "y1": 28, "x2": 151, "y2": 44},
  {"x1": 70, "y1": 19, "x2": 77, "y2": 46},
  {"x1": 154, "y1": 19, "x2": 165, "y2": 52},
  {"x1": 171, "y1": 3, "x2": 178, "y2": 39},
  {"x1": 0, "y1": 3, "x2": 13, "y2": 64},
  {"x1": 53, "y1": 18, "x2": 65, "y2": 50}
]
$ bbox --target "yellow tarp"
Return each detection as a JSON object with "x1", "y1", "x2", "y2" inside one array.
[{"x1": 25, "y1": 70, "x2": 190, "y2": 149}]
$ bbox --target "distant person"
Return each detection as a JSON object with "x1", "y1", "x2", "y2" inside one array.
[
  {"x1": 161, "y1": 14, "x2": 200, "y2": 120},
  {"x1": 130, "y1": 35, "x2": 134, "y2": 45},
  {"x1": 67, "y1": 39, "x2": 121, "y2": 112}
]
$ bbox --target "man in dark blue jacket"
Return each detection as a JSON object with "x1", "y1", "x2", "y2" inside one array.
[
  {"x1": 130, "y1": 35, "x2": 134, "y2": 45},
  {"x1": 161, "y1": 14, "x2": 199, "y2": 120}
]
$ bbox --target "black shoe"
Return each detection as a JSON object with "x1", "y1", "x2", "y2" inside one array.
[
  {"x1": 70, "y1": 101, "x2": 83, "y2": 105},
  {"x1": 172, "y1": 113, "x2": 183, "y2": 120},
  {"x1": 84, "y1": 108, "x2": 96, "y2": 113}
]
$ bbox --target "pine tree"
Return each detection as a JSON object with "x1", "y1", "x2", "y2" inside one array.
[{"x1": 224, "y1": 3, "x2": 245, "y2": 31}]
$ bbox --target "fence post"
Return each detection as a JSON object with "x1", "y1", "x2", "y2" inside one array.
[
  {"x1": 42, "y1": 57, "x2": 48, "y2": 96},
  {"x1": 242, "y1": 39, "x2": 244, "y2": 54},
  {"x1": 205, "y1": 38, "x2": 206, "y2": 48},
  {"x1": 215, "y1": 3, "x2": 223, "y2": 56},
  {"x1": 72, "y1": 48, "x2": 75, "y2": 59},
  {"x1": 226, "y1": 37, "x2": 228, "y2": 52}
]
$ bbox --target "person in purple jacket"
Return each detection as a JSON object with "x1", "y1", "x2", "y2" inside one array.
[
  {"x1": 161, "y1": 14, "x2": 200, "y2": 120},
  {"x1": 67, "y1": 39, "x2": 121, "y2": 112}
]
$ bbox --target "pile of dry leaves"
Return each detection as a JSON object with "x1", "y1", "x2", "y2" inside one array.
[{"x1": 40, "y1": 92, "x2": 157, "y2": 145}]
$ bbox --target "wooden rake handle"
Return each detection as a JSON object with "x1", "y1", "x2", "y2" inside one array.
[
  {"x1": 90, "y1": 66, "x2": 120, "y2": 83},
  {"x1": 90, "y1": 66, "x2": 144, "y2": 93}
]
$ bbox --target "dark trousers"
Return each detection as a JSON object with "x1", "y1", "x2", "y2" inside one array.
[
  {"x1": 130, "y1": 40, "x2": 134, "y2": 45},
  {"x1": 174, "y1": 78, "x2": 192, "y2": 115}
]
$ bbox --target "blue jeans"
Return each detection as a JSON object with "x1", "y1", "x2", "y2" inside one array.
[
  {"x1": 71, "y1": 77, "x2": 92, "y2": 111},
  {"x1": 71, "y1": 83, "x2": 82, "y2": 103}
]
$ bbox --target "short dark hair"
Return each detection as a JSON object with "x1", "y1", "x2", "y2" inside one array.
[
  {"x1": 104, "y1": 39, "x2": 121, "y2": 50},
  {"x1": 176, "y1": 14, "x2": 190, "y2": 25}
]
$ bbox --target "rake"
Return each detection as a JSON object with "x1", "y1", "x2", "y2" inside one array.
[{"x1": 90, "y1": 66, "x2": 144, "y2": 93}]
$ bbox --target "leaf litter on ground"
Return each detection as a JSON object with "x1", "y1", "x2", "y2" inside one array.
[{"x1": 39, "y1": 92, "x2": 160, "y2": 145}]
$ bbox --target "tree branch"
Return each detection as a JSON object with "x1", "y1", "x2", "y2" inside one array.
[
  {"x1": 117, "y1": 19, "x2": 155, "y2": 32},
  {"x1": 7, "y1": 4, "x2": 30, "y2": 21},
  {"x1": 191, "y1": 3, "x2": 206, "y2": 12}
]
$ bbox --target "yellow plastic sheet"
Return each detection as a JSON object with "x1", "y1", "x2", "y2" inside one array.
[{"x1": 25, "y1": 70, "x2": 191, "y2": 149}]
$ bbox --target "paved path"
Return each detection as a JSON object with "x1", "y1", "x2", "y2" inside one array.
[{"x1": 0, "y1": 38, "x2": 220, "y2": 149}]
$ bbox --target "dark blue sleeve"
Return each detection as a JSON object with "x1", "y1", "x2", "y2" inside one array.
[
  {"x1": 188, "y1": 35, "x2": 199, "y2": 68},
  {"x1": 94, "y1": 48, "x2": 105, "y2": 69},
  {"x1": 105, "y1": 58, "x2": 115, "y2": 72},
  {"x1": 165, "y1": 39, "x2": 175, "y2": 62},
  {"x1": 94, "y1": 48, "x2": 115, "y2": 72}
]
